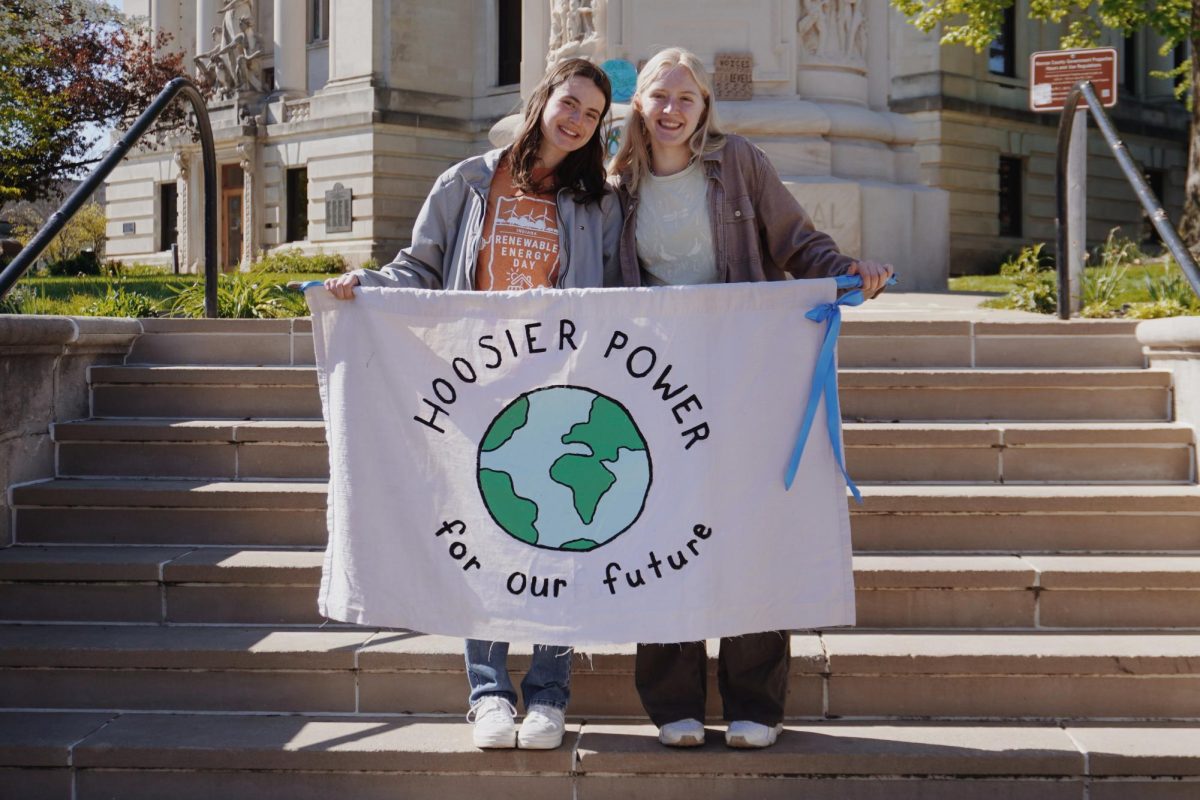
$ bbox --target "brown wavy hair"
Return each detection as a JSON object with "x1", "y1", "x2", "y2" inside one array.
[{"x1": 509, "y1": 58, "x2": 612, "y2": 205}]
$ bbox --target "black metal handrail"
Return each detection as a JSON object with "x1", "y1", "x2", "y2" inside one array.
[
  {"x1": 1056, "y1": 80, "x2": 1200, "y2": 320},
  {"x1": 0, "y1": 76, "x2": 219, "y2": 317}
]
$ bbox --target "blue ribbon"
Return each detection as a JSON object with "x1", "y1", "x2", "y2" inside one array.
[
  {"x1": 296, "y1": 280, "x2": 325, "y2": 292},
  {"x1": 784, "y1": 274, "x2": 897, "y2": 502}
]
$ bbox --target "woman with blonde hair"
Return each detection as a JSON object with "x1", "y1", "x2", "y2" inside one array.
[{"x1": 610, "y1": 47, "x2": 892, "y2": 749}]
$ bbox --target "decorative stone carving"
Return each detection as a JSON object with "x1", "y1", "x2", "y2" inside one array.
[
  {"x1": 546, "y1": 0, "x2": 606, "y2": 65},
  {"x1": 237, "y1": 141, "x2": 256, "y2": 267},
  {"x1": 797, "y1": 0, "x2": 866, "y2": 65},
  {"x1": 195, "y1": 0, "x2": 265, "y2": 100},
  {"x1": 174, "y1": 151, "x2": 191, "y2": 269}
]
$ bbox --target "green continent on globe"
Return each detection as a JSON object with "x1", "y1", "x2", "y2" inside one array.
[
  {"x1": 549, "y1": 396, "x2": 647, "y2": 526},
  {"x1": 480, "y1": 396, "x2": 530, "y2": 453},
  {"x1": 478, "y1": 468, "x2": 539, "y2": 544},
  {"x1": 560, "y1": 538, "x2": 600, "y2": 550}
]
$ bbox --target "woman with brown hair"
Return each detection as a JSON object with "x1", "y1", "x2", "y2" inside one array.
[{"x1": 325, "y1": 57, "x2": 620, "y2": 750}]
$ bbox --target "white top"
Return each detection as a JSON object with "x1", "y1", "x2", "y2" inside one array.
[{"x1": 635, "y1": 159, "x2": 718, "y2": 286}]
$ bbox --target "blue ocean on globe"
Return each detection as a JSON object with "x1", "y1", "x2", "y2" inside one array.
[{"x1": 478, "y1": 386, "x2": 651, "y2": 551}]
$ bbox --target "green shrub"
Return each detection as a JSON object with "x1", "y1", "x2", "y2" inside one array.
[
  {"x1": 360, "y1": 257, "x2": 378, "y2": 270},
  {"x1": 254, "y1": 247, "x2": 347, "y2": 274},
  {"x1": 1124, "y1": 300, "x2": 1193, "y2": 319},
  {"x1": 998, "y1": 243, "x2": 1057, "y2": 314},
  {"x1": 46, "y1": 250, "x2": 101, "y2": 276},
  {"x1": 1144, "y1": 263, "x2": 1200, "y2": 311},
  {"x1": 167, "y1": 271, "x2": 297, "y2": 318},
  {"x1": 0, "y1": 285, "x2": 58, "y2": 314},
  {"x1": 80, "y1": 282, "x2": 160, "y2": 318}
]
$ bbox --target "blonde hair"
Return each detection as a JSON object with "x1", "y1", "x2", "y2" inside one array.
[{"x1": 609, "y1": 47, "x2": 726, "y2": 193}]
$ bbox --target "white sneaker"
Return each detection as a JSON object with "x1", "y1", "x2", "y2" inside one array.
[
  {"x1": 658, "y1": 718, "x2": 706, "y2": 747},
  {"x1": 517, "y1": 704, "x2": 566, "y2": 749},
  {"x1": 467, "y1": 696, "x2": 517, "y2": 749},
  {"x1": 725, "y1": 720, "x2": 783, "y2": 749}
]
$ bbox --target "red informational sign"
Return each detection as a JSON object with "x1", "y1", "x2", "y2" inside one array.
[{"x1": 1029, "y1": 47, "x2": 1118, "y2": 112}]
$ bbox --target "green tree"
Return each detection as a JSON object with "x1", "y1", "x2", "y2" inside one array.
[
  {"x1": 0, "y1": 0, "x2": 190, "y2": 205},
  {"x1": 891, "y1": 0, "x2": 1200, "y2": 252},
  {"x1": 10, "y1": 200, "x2": 106, "y2": 264}
]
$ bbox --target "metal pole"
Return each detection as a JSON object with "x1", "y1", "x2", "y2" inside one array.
[
  {"x1": 0, "y1": 77, "x2": 220, "y2": 318},
  {"x1": 1068, "y1": 107, "x2": 1087, "y2": 315},
  {"x1": 1056, "y1": 80, "x2": 1200, "y2": 316}
]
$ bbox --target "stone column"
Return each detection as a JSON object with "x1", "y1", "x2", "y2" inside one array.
[
  {"x1": 273, "y1": 0, "x2": 306, "y2": 95},
  {"x1": 1138, "y1": 317, "x2": 1200, "y2": 432},
  {"x1": 796, "y1": 0, "x2": 869, "y2": 104},
  {"x1": 150, "y1": 0, "x2": 177, "y2": 47},
  {"x1": 197, "y1": 0, "x2": 217, "y2": 60},
  {"x1": 174, "y1": 150, "x2": 191, "y2": 270},
  {"x1": 327, "y1": 0, "x2": 375, "y2": 85},
  {"x1": 238, "y1": 142, "x2": 257, "y2": 269}
]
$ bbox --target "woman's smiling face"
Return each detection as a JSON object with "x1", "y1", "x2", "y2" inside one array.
[
  {"x1": 636, "y1": 65, "x2": 706, "y2": 154},
  {"x1": 539, "y1": 75, "x2": 606, "y2": 163}
]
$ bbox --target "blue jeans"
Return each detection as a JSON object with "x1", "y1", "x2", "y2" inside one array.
[{"x1": 465, "y1": 639, "x2": 572, "y2": 710}]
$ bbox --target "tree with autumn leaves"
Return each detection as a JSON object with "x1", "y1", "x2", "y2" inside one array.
[
  {"x1": 0, "y1": 0, "x2": 192, "y2": 206},
  {"x1": 892, "y1": 0, "x2": 1200, "y2": 254}
]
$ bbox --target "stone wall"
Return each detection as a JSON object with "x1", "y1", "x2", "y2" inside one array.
[{"x1": 0, "y1": 317, "x2": 140, "y2": 546}]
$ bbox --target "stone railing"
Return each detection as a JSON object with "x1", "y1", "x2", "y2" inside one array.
[
  {"x1": 0, "y1": 316, "x2": 140, "y2": 545},
  {"x1": 1138, "y1": 317, "x2": 1200, "y2": 433},
  {"x1": 283, "y1": 98, "x2": 311, "y2": 123}
]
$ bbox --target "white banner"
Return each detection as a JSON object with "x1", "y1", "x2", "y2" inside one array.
[{"x1": 309, "y1": 280, "x2": 855, "y2": 645}]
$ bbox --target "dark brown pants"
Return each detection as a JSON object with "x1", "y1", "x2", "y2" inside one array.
[{"x1": 634, "y1": 631, "x2": 790, "y2": 726}]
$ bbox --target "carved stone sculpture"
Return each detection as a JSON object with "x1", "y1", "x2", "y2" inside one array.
[
  {"x1": 798, "y1": 0, "x2": 866, "y2": 65},
  {"x1": 546, "y1": 0, "x2": 605, "y2": 66},
  {"x1": 194, "y1": 0, "x2": 264, "y2": 100}
]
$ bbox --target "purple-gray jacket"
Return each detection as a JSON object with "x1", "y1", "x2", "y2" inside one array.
[{"x1": 614, "y1": 134, "x2": 856, "y2": 286}]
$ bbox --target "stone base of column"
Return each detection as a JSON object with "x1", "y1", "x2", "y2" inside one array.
[{"x1": 1138, "y1": 318, "x2": 1200, "y2": 432}]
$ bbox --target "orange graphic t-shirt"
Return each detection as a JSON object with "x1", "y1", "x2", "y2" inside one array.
[{"x1": 475, "y1": 160, "x2": 561, "y2": 291}]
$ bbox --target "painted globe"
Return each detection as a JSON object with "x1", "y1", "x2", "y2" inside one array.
[{"x1": 477, "y1": 386, "x2": 651, "y2": 551}]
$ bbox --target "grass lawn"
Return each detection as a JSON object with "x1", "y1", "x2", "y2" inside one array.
[
  {"x1": 2, "y1": 271, "x2": 332, "y2": 317},
  {"x1": 950, "y1": 258, "x2": 1195, "y2": 310}
]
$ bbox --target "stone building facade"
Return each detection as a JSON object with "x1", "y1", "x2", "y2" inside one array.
[{"x1": 104, "y1": 1, "x2": 1188, "y2": 284}]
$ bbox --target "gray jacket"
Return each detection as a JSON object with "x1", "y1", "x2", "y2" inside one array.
[{"x1": 354, "y1": 148, "x2": 623, "y2": 290}]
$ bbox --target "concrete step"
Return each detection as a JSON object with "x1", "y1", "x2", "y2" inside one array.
[
  {"x1": 4, "y1": 546, "x2": 1199, "y2": 630},
  {"x1": 52, "y1": 419, "x2": 1196, "y2": 483},
  {"x1": 841, "y1": 369, "x2": 1172, "y2": 422},
  {"x1": 54, "y1": 419, "x2": 328, "y2": 480},
  {"x1": 5, "y1": 711, "x2": 1197, "y2": 800},
  {"x1": 11, "y1": 479, "x2": 327, "y2": 547},
  {"x1": 1, "y1": 625, "x2": 1197, "y2": 720},
  {"x1": 853, "y1": 484, "x2": 1200, "y2": 552},
  {"x1": 14, "y1": 480, "x2": 1200, "y2": 551},
  {"x1": 839, "y1": 318, "x2": 1147, "y2": 369},
  {"x1": 846, "y1": 422, "x2": 1196, "y2": 484},
  {"x1": 89, "y1": 366, "x2": 321, "y2": 418},
  {"x1": 123, "y1": 318, "x2": 314, "y2": 366},
  {"x1": 87, "y1": 365, "x2": 1173, "y2": 422},
  {"x1": 118, "y1": 317, "x2": 1148, "y2": 370}
]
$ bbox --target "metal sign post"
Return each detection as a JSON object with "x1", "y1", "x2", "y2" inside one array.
[{"x1": 1030, "y1": 47, "x2": 1117, "y2": 318}]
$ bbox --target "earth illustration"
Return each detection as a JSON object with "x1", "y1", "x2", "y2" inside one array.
[{"x1": 477, "y1": 386, "x2": 652, "y2": 552}]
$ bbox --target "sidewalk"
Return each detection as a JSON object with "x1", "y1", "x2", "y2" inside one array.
[{"x1": 845, "y1": 291, "x2": 1046, "y2": 321}]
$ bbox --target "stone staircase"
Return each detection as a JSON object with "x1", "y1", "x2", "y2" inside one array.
[{"x1": 4, "y1": 314, "x2": 1200, "y2": 799}]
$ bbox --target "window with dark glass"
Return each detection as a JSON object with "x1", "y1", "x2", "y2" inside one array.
[
  {"x1": 160, "y1": 182, "x2": 178, "y2": 251},
  {"x1": 1175, "y1": 43, "x2": 1188, "y2": 96},
  {"x1": 988, "y1": 6, "x2": 1016, "y2": 77},
  {"x1": 1142, "y1": 168, "x2": 1166, "y2": 243},
  {"x1": 1123, "y1": 35, "x2": 1137, "y2": 90},
  {"x1": 998, "y1": 156, "x2": 1023, "y2": 237},
  {"x1": 286, "y1": 168, "x2": 309, "y2": 243},
  {"x1": 498, "y1": 0, "x2": 522, "y2": 86},
  {"x1": 309, "y1": 0, "x2": 329, "y2": 43}
]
